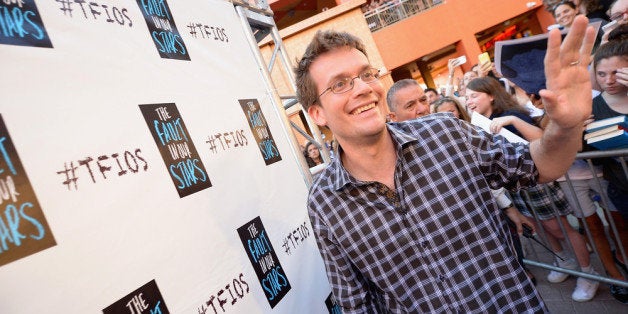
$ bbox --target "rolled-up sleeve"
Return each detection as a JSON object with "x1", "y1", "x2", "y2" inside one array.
[{"x1": 461, "y1": 121, "x2": 538, "y2": 191}]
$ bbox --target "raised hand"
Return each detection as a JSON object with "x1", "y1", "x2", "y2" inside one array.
[
  {"x1": 540, "y1": 15, "x2": 596, "y2": 130},
  {"x1": 617, "y1": 67, "x2": 628, "y2": 88}
]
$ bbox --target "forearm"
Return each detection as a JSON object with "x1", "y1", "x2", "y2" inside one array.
[
  {"x1": 511, "y1": 119, "x2": 543, "y2": 141},
  {"x1": 530, "y1": 121, "x2": 582, "y2": 183},
  {"x1": 445, "y1": 71, "x2": 455, "y2": 97},
  {"x1": 530, "y1": 15, "x2": 594, "y2": 183}
]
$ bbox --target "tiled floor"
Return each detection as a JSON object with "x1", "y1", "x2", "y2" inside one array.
[{"x1": 523, "y1": 237, "x2": 628, "y2": 313}]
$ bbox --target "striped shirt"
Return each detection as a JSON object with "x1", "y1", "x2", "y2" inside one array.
[{"x1": 308, "y1": 114, "x2": 547, "y2": 313}]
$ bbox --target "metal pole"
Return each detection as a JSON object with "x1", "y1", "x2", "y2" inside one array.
[
  {"x1": 234, "y1": 4, "x2": 313, "y2": 186},
  {"x1": 269, "y1": 27, "x2": 332, "y2": 163},
  {"x1": 524, "y1": 259, "x2": 628, "y2": 287}
]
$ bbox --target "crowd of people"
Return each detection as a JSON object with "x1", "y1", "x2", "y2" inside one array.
[
  {"x1": 295, "y1": 0, "x2": 628, "y2": 311},
  {"x1": 545, "y1": 0, "x2": 616, "y2": 24},
  {"x1": 404, "y1": 1, "x2": 628, "y2": 303}
]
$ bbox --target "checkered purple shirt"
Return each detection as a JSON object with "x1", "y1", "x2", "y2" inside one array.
[{"x1": 308, "y1": 114, "x2": 547, "y2": 313}]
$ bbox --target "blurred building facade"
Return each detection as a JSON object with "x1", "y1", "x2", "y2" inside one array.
[{"x1": 258, "y1": 0, "x2": 555, "y2": 145}]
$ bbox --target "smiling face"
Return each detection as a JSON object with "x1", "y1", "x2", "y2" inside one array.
[
  {"x1": 389, "y1": 85, "x2": 429, "y2": 122},
  {"x1": 596, "y1": 56, "x2": 628, "y2": 95},
  {"x1": 554, "y1": 3, "x2": 578, "y2": 27},
  {"x1": 465, "y1": 88, "x2": 494, "y2": 117},
  {"x1": 307, "y1": 47, "x2": 387, "y2": 146}
]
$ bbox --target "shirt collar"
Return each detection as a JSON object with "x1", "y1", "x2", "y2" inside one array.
[
  {"x1": 329, "y1": 122, "x2": 421, "y2": 191},
  {"x1": 387, "y1": 122, "x2": 420, "y2": 147}
]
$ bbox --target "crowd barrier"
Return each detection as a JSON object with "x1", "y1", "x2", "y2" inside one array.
[{"x1": 522, "y1": 148, "x2": 628, "y2": 288}]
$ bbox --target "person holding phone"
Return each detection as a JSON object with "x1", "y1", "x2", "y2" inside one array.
[{"x1": 608, "y1": 0, "x2": 628, "y2": 26}]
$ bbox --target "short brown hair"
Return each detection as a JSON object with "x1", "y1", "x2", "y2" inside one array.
[
  {"x1": 294, "y1": 30, "x2": 368, "y2": 110},
  {"x1": 594, "y1": 39, "x2": 628, "y2": 71}
]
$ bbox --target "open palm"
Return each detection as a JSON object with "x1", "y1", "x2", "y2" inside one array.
[{"x1": 541, "y1": 15, "x2": 596, "y2": 129}]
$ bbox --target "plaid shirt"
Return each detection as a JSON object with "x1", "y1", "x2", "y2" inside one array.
[
  {"x1": 308, "y1": 114, "x2": 547, "y2": 313},
  {"x1": 511, "y1": 183, "x2": 572, "y2": 220}
]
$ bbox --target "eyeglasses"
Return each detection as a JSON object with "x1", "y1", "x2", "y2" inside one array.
[
  {"x1": 610, "y1": 9, "x2": 628, "y2": 22},
  {"x1": 318, "y1": 68, "x2": 380, "y2": 98}
]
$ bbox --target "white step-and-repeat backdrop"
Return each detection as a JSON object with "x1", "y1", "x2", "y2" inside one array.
[{"x1": 0, "y1": 0, "x2": 337, "y2": 312}]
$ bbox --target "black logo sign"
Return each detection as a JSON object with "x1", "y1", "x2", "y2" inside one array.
[
  {"x1": 237, "y1": 216, "x2": 291, "y2": 308},
  {"x1": 103, "y1": 279, "x2": 169, "y2": 314},
  {"x1": 136, "y1": 0, "x2": 189, "y2": 60},
  {"x1": 325, "y1": 292, "x2": 342, "y2": 314},
  {"x1": 140, "y1": 103, "x2": 211, "y2": 197},
  {"x1": 239, "y1": 99, "x2": 281, "y2": 165},
  {"x1": 0, "y1": 0, "x2": 53, "y2": 48},
  {"x1": 0, "y1": 114, "x2": 56, "y2": 267}
]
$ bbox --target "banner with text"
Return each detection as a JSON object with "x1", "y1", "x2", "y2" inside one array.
[{"x1": 0, "y1": 0, "x2": 330, "y2": 313}]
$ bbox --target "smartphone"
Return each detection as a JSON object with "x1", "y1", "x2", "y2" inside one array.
[
  {"x1": 452, "y1": 55, "x2": 467, "y2": 67},
  {"x1": 478, "y1": 52, "x2": 490, "y2": 65},
  {"x1": 602, "y1": 20, "x2": 618, "y2": 33}
]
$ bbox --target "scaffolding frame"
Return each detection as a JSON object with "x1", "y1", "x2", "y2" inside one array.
[{"x1": 232, "y1": 0, "x2": 331, "y2": 186}]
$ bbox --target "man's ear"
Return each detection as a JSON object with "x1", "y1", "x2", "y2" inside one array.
[
  {"x1": 388, "y1": 112, "x2": 397, "y2": 122},
  {"x1": 308, "y1": 104, "x2": 328, "y2": 126}
]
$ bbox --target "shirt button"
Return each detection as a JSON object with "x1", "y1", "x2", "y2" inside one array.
[
  {"x1": 421, "y1": 241, "x2": 429, "y2": 248},
  {"x1": 438, "y1": 274, "x2": 446, "y2": 282}
]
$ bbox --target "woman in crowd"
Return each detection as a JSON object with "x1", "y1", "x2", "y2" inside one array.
[
  {"x1": 466, "y1": 77, "x2": 601, "y2": 302},
  {"x1": 546, "y1": 0, "x2": 612, "y2": 21},
  {"x1": 455, "y1": 70, "x2": 478, "y2": 100},
  {"x1": 553, "y1": 1, "x2": 581, "y2": 28},
  {"x1": 432, "y1": 97, "x2": 470, "y2": 121},
  {"x1": 544, "y1": 34, "x2": 628, "y2": 304},
  {"x1": 588, "y1": 31, "x2": 628, "y2": 221},
  {"x1": 589, "y1": 39, "x2": 628, "y2": 302},
  {"x1": 552, "y1": 0, "x2": 608, "y2": 51},
  {"x1": 303, "y1": 141, "x2": 323, "y2": 168}
]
